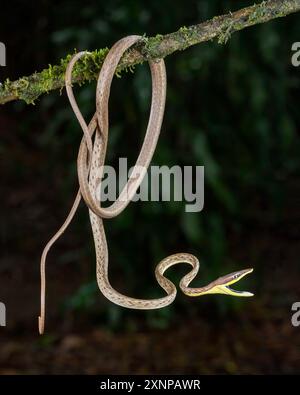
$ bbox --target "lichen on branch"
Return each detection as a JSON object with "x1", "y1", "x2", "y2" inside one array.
[{"x1": 1, "y1": 0, "x2": 299, "y2": 105}]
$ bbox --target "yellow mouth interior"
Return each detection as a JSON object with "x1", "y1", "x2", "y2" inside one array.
[{"x1": 223, "y1": 268, "x2": 254, "y2": 297}]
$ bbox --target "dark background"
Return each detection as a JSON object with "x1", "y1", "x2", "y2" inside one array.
[{"x1": 0, "y1": 0, "x2": 300, "y2": 374}]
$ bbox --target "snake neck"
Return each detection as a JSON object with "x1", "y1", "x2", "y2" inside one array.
[{"x1": 181, "y1": 277, "x2": 221, "y2": 297}]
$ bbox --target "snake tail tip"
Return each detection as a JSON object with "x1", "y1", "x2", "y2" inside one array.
[{"x1": 38, "y1": 316, "x2": 44, "y2": 335}]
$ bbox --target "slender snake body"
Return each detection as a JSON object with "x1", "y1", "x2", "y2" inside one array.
[{"x1": 39, "y1": 35, "x2": 253, "y2": 334}]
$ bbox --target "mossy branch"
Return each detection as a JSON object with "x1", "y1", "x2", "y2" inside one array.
[{"x1": 1, "y1": 0, "x2": 299, "y2": 105}]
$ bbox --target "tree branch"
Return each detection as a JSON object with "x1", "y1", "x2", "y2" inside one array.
[{"x1": 1, "y1": 0, "x2": 299, "y2": 105}]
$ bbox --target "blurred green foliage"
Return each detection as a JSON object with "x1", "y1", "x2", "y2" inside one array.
[{"x1": 2, "y1": 0, "x2": 300, "y2": 328}]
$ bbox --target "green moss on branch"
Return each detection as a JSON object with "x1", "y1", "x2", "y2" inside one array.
[{"x1": 1, "y1": 0, "x2": 299, "y2": 105}]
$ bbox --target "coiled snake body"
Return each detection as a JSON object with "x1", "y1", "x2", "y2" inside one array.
[{"x1": 39, "y1": 36, "x2": 253, "y2": 334}]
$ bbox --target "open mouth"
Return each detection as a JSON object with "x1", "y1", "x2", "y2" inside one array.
[{"x1": 223, "y1": 268, "x2": 254, "y2": 297}]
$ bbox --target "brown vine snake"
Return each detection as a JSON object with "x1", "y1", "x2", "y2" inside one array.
[{"x1": 38, "y1": 35, "x2": 253, "y2": 335}]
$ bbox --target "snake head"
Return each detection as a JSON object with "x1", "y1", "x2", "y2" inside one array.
[{"x1": 212, "y1": 268, "x2": 254, "y2": 297}]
